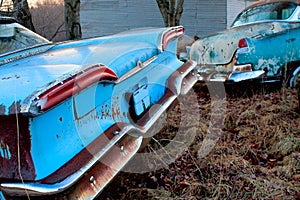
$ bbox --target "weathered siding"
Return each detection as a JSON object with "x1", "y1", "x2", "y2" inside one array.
[
  {"x1": 81, "y1": 0, "x2": 164, "y2": 38},
  {"x1": 81, "y1": 0, "x2": 252, "y2": 38},
  {"x1": 181, "y1": 0, "x2": 226, "y2": 37}
]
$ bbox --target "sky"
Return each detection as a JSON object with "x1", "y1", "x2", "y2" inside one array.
[{"x1": 28, "y1": 0, "x2": 38, "y2": 6}]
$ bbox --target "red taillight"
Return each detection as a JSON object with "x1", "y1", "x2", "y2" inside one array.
[
  {"x1": 238, "y1": 38, "x2": 248, "y2": 48},
  {"x1": 38, "y1": 64, "x2": 118, "y2": 111},
  {"x1": 162, "y1": 26, "x2": 184, "y2": 51}
]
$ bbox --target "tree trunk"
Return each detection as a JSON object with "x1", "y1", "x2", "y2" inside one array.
[
  {"x1": 169, "y1": 0, "x2": 175, "y2": 26},
  {"x1": 156, "y1": 0, "x2": 184, "y2": 27},
  {"x1": 64, "y1": 0, "x2": 82, "y2": 40},
  {"x1": 156, "y1": 0, "x2": 169, "y2": 27},
  {"x1": 175, "y1": 0, "x2": 184, "y2": 26},
  {"x1": 12, "y1": 0, "x2": 35, "y2": 31}
]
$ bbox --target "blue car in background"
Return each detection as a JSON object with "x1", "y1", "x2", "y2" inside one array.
[
  {"x1": 0, "y1": 17, "x2": 197, "y2": 199},
  {"x1": 189, "y1": 0, "x2": 300, "y2": 85},
  {"x1": 235, "y1": 24, "x2": 300, "y2": 88}
]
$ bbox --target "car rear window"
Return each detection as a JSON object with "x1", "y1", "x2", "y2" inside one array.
[{"x1": 232, "y1": 2, "x2": 297, "y2": 27}]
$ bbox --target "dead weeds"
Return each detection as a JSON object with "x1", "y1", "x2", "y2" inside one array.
[{"x1": 98, "y1": 83, "x2": 300, "y2": 200}]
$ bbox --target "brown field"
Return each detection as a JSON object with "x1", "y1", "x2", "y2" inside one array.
[{"x1": 98, "y1": 83, "x2": 300, "y2": 200}]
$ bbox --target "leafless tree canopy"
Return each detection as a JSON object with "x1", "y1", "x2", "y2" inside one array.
[
  {"x1": 156, "y1": 0, "x2": 184, "y2": 27},
  {"x1": 31, "y1": 0, "x2": 66, "y2": 41}
]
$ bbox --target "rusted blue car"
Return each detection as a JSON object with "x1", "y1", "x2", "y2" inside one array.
[
  {"x1": 189, "y1": 0, "x2": 300, "y2": 85},
  {"x1": 0, "y1": 17, "x2": 197, "y2": 199},
  {"x1": 235, "y1": 24, "x2": 300, "y2": 87}
]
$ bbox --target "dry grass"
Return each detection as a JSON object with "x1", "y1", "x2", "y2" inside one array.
[{"x1": 98, "y1": 83, "x2": 300, "y2": 200}]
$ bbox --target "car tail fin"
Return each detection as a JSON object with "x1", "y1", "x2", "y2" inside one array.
[
  {"x1": 161, "y1": 26, "x2": 184, "y2": 51},
  {"x1": 24, "y1": 64, "x2": 118, "y2": 114}
]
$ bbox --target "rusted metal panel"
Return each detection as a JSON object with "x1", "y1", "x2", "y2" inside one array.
[
  {"x1": 0, "y1": 19, "x2": 197, "y2": 199},
  {"x1": 236, "y1": 27, "x2": 300, "y2": 75},
  {"x1": 60, "y1": 135, "x2": 143, "y2": 200},
  {"x1": 189, "y1": 22, "x2": 300, "y2": 66},
  {"x1": 189, "y1": 0, "x2": 300, "y2": 84},
  {"x1": 41, "y1": 123, "x2": 127, "y2": 184},
  {"x1": 0, "y1": 113, "x2": 35, "y2": 181},
  {"x1": 0, "y1": 57, "x2": 197, "y2": 199}
]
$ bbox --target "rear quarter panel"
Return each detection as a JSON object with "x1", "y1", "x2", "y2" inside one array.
[{"x1": 237, "y1": 26, "x2": 300, "y2": 76}]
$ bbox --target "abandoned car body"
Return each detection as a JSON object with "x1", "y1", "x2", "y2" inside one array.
[
  {"x1": 235, "y1": 25, "x2": 300, "y2": 87},
  {"x1": 0, "y1": 17, "x2": 197, "y2": 199},
  {"x1": 189, "y1": 0, "x2": 300, "y2": 84}
]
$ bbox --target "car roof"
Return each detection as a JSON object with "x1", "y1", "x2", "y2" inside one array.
[
  {"x1": 0, "y1": 16, "x2": 16, "y2": 24},
  {"x1": 244, "y1": 0, "x2": 300, "y2": 11}
]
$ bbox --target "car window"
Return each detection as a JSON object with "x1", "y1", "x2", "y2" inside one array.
[
  {"x1": 232, "y1": 2, "x2": 297, "y2": 27},
  {"x1": 0, "y1": 23, "x2": 51, "y2": 55}
]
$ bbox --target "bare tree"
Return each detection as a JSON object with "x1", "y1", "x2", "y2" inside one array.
[
  {"x1": 156, "y1": 0, "x2": 184, "y2": 27},
  {"x1": 64, "y1": 0, "x2": 81, "y2": 40},
  {"x1": 31, "y1": 0, "x2": 66, "y2": 41},
  {"x1": 12, "y1": 0, "x2": 35, "y2": 31}
]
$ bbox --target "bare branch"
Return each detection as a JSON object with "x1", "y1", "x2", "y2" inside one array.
[{"x1": 50, "y1": 22, "x2": 65, "y2": 41}]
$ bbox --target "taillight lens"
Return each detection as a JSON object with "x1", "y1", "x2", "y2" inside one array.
[
  {"x1": 38, "y1": 64, "x2": 118, "y2": 111},
  {"x1": 162, "y1": 26, "x2": 184, "y2": 51},
  {"x1": 238, "y1": 38, "x2": 248, "y2": 48}
]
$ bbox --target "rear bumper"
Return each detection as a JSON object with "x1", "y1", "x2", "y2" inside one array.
[
  {"x1": 197, "y1": 64, "x2": 283, "y2": 85},
  {"x1": 0, "y1": 60, "x2": 197, "y2": 199}
]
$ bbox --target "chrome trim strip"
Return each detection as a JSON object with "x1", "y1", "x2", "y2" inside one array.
[{"x1": 115, "y1": 56, "x2": 157, "y2": 84}]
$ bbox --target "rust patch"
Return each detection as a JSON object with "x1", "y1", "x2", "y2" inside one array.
[
  {"x1": 0, "y1": 114, "x2": 35, "y2": 181},
  {"x1": 41, "y1": 123, "x2": 126, "y2": 184},
  {"x1": 60, "y1": 134, "x2": 141, "y2": 200},
  {"x1": 8, "y1": 101, "x2": 21, "y2": 114}
]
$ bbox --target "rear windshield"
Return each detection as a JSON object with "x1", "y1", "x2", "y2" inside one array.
[
  {"x1": 0, "y1": 23, "x2": 51, "y2": 55},
  {"x1": 232, "y1": 2, "x2": 297, "y2": 27}
]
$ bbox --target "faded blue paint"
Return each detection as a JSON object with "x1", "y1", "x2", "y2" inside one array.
[
  {"x1": 0, "y1": 41, "x2": 157, "y2": 115},
  {"x1": 30, "y1": 51, "x2": 181, "y2": 180},
  {"x1": 0, "y1": 192, "x2": 5, "y2": 200},
  {"x1": 189, "y1": 1, "x2": 300, "y2": 66},
  {"x1": 0, "y1": 140, "x2": 11, "y2": 160},
  {"x1": 189, "y1": 21, "x2": 300, "y2": 65},
  {"x1": 0, "y1": 21, "x2": 185, "y2": 185},
  {"x1": 25, "y1": 38, "x2": 181, "y2": 181},
  {"x1": 236, "y1": 26, "x2": 300, "y2": 77}
]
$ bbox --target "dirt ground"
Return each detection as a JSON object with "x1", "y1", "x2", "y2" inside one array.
[{"x1": 98, "y1": 83, "x2": 300, "y2": 200}]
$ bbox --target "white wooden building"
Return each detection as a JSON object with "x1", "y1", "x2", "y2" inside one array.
[{"x1": 80, "y1": 0, "x2": 256, "y2": 38}]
